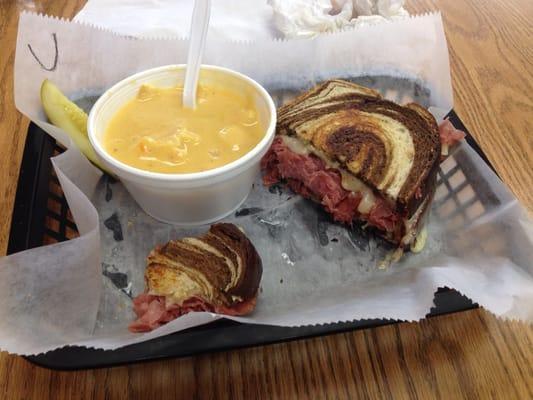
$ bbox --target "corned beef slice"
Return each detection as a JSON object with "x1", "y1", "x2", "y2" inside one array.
[
  {"x1": 439, "y1": 119, "x2": 466, "y2": 146},
  {"x1": 262, "y1": 137, "x2": 399, "y2": 232},
  {"x1": 129, "y1": 294, "x2": 256, "y2": 333}
]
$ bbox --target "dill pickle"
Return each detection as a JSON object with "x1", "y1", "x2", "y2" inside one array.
[{"x1": 40, "y1": 79, "x2": 109, "y2": 174}]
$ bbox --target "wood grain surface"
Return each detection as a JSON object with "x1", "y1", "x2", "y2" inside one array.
[{"x1": 0, "y1": 1, "x2": 532, "y2": 399}]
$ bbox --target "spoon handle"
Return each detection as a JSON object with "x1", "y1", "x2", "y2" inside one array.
[{"x1": 183, "y1": 0, "x2": 211, "y2": 109}]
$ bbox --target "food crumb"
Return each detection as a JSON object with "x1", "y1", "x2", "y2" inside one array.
[{"x1": 281, "y1": 252, "x2": 295, "y2": 266}]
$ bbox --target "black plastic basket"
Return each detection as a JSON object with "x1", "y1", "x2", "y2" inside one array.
[{"x1": 7, "y1": 111, "x2": 484, "y2": 370}]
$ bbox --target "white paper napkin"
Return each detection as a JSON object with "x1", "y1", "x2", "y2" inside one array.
[{"x1": 73, "y1": 0, "x2": 409, "y2": 40}]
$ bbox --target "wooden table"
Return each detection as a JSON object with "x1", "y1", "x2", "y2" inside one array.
[{"x1": 1, "y1": 0, "x2": 532, "y2": 398}]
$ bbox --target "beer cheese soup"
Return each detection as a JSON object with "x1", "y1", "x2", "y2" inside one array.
[{"x1": 103, "y1": 84, "x2": 263, "y2": 174}]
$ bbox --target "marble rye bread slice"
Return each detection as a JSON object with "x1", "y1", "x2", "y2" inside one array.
[
  {"x1": 277, "y1": 79, "x2": 441, "y2": 217},
  {"x1": 129, "y1": 223, "x2": 262, "y2": 333},
  {"x1": 262, "y1": 79, "x2": 443, "y2": 248}
]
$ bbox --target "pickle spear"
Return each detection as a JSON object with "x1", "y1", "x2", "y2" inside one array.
[{"x1": 40, "y1": 79, "x2": 110, "y2": 174}]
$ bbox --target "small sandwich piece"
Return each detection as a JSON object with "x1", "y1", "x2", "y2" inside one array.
[
  {"x1": 262, "y1": 79, "x2": 463, "y2": 249},
  {"x1": 129, "y1": 223, "x2": 262, "y2": 332}
]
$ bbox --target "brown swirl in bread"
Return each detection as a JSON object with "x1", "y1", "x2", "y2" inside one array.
[
  {"x1": 277, "y1": 80, "x2": 440, "y2": 216},
  {"x1": 145, "y1": 223, "x2": 262, "y2": 308}
]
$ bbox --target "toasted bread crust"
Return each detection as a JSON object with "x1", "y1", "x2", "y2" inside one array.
[{"x1": 208, "y1": 224, "x2": 263, "y2": 300}]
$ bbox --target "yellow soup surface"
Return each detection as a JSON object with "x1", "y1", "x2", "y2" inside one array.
[{"x1": 103, "y1": 84, "x2": 263, "y2": 174}]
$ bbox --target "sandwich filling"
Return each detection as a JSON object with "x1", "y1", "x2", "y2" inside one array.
[{"x1": 262, "y1": 136, "x2": 405, "y2": 242}]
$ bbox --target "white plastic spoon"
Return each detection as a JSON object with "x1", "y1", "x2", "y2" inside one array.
[{"x1": 183, "y1": 0, "x2": 212, "y2": 109}]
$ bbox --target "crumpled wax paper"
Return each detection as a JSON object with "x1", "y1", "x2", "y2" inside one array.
[
  {"x1": 2, "y1": 11, "x2": 531, "y2": 355},
  {"x1": 73, "y1": 0, "x2": 408, "y2": 40},
  {"x1": 268, "y1": 0, "x2": 408, "y2": 38}
]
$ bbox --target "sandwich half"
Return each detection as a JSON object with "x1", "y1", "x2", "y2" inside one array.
[
  {"x1": 262, "y1": 80, "x2": 443, "y2": 249},
  {"x1": 129, "y1": 223, "x2": 262, "y2": 332}
]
